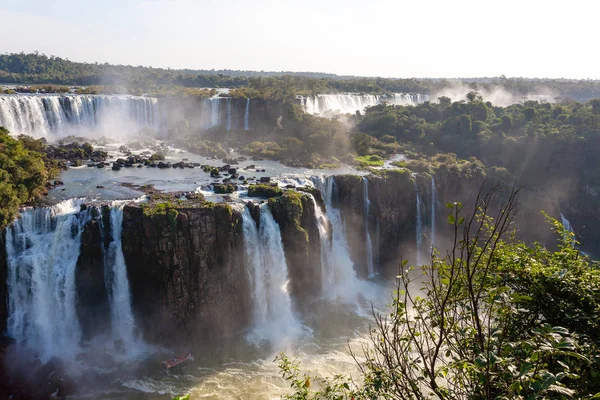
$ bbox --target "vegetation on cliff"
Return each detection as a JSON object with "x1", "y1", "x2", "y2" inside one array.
[
  {"x1": 0, "y1": 128, "x2": 58, "y2": 229},
  {"x1": 248, "y1": 184, "x2": 283, "y2": 198},
  {"x1": 279, "y1": 187, "x2": 600, "y2": 399}
]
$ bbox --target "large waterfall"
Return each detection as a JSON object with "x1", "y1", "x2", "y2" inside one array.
[
  {"x1": 312, "y1": 176, "x2": 371, "y2": 303},
  {"x1": 363, "y1": 177, "x2": 375, "y2": 277},
  {"x1": 105, "y1": 206, "x2": 137, "y2": 349},
  {"x1": 302, "y1": 93, "x2": 428, "y2": 115},
  {"x1": 4, "y1": 200, "x2": 142, "y2": 361},
  {"x1": 0, "y1": 94, "x2": 165, "y2": 138},
  {"x1": 5, "y1": 199, "x2": 87, "y2": 361},
  {"x1": 242, "y1": 205, "x2": 302, "y2": 345}
]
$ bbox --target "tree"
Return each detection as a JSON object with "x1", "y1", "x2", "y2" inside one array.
[{"x1": 278, "y1": 184, "x2": 599, "y2": 399}]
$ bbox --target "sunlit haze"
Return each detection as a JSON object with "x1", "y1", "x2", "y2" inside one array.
[{"x1": 1, "y1": 0, "x2": 598, "y2": 78}]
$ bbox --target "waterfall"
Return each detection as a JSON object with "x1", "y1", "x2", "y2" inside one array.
[
  {"x1": 244, "y1": 98, "x2": 250, "y2": 131},
  {"x1": 211, "y1": 98, "x2": 221, "y2": 127},
  {"x1": 363, "y1": 177, "x2": 375, "y2": 277},
  {"x1": 242, "y1": 205, "x2": 302, "y2": 345},
  {"x1": 414, "y1": 180, "x2": 424, "y2": 266},
  {"x1": 560, "y1": 213, "x2": 574, "y2": 234},
  {"x1": 301, "y1": 93, "x2": 426, "y2": 115},
  {"x1": 5, "y1": 199, "x2": 87, "y2": 361},
  {"x1": 312, "y1": 176, "x2": 370, "y2": 303},
  {"x1": 430, "y1": 176, "x2": 436, "y2": 253},
  {"x1": 226, "y1": 98, "x2": 232, "y2": 131},
  {"x1": 0, "y1": 94, "x2": 164, "y2": 138},
  {"x1": 105, "y1": 205, "x2": 137, "y2": 349}
]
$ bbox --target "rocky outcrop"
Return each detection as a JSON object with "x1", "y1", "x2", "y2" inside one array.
[
  {"x1": 268, "y1": 192, "x2": 322, "y2": 302},
  {"x1": 75, "y1": 207, "x2": 111, "y2": 341},
  {"x1": 121, "y1": 202, "x2": 250, "y2": 348}
]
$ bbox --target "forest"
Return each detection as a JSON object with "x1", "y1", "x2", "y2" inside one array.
[{"x1": 5, "y1": 52, "x2": 600, "y2": 101}]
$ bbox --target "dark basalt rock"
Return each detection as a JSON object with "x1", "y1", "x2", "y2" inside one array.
[
  {"x1": 268, "y1": 192, "x2": 321, "y2": 301},
  {"x1": 259, "y1": 177, "x2": 271, "y2": 183},
  {"x1": 121, "y1": 203, "x2": 251, "y2": 347},
  {"x1": 75, "y1": 215, "x2": 111, "y2": 340},
  {"x1": 0, "y1": 232, "x2": 7, "y2": 333}
]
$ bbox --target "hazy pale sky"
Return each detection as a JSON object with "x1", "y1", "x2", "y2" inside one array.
[{"x1": 0, "y1": 0, "x2": 597, "y2": 78}]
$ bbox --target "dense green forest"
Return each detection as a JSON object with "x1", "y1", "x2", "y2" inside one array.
[
  {"x1": 0, "y1": 129, "x2": 58, "y2": 229},
  {"x1": 4, "y1": 52, "x2": 600, "y2": 101}
]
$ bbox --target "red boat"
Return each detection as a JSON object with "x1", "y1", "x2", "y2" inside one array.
[{"x1": 162, "y1": 352, "x2": 192, "y2": 369}]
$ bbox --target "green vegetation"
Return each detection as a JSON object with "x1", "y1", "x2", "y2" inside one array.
[
  {"x1": 354, "y1": 154, "x2": 384, "y2": 168},
  {"x1": 6, "y1": 53, "x2": 600, "y2": 102},
  {"x1": 213, "y1": 183, "x2": 236, "y2": 194},
  {"x1": 0, "y1": 128, "x2": 58, "y2": 229},
  {"x1": 279, "y1": 186, "x2": 600, "y2": 399},
  {"x1": 247, "y1": 184, "x2": 283, "y2": 198}
]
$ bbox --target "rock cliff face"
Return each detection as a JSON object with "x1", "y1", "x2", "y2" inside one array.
[
  {"x1": 268, "y1": 192, "x2": 322, "y2": 302},
  {"x1": 164, "y1": 97, "x2": 283, "y2": 136},
  {"x1": 120, "y1": 203, "x2": 250, "y2": 347},
  {"x1": 75, "y1": 208, "x2": 111, "y2": 341},
  {"x1": 333, "y1": 171, "x2": 417, "y2": 277},
  {"x1": 0, "y1": 232, "x2": 7, "y2": 334}
]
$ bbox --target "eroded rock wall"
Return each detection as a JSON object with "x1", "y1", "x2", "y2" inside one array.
[{"x1": 121, "y1": 203, "x2": 250, "y2": 347}]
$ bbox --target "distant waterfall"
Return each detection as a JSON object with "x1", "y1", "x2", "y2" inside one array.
[
  {"x1": 242, "y1": 205, "x2": 302, "y2": 344},
  {"x1": 226, "y1": 98, "x2": 232, "y2": 131},
  {"x1": 430, "y1": 176, "x2": 436, "y2": 253},
  {"x1": 363, "y1": 177, "x2": 375, "y2": 277},
  {"x1": 302, "y1": 93, "x2": 428, "y2": 115},
  {"x1": 312, "y1": 176, "x2": 369, "y2": 303},
  {"x1": 5, "y1": 199, "x2": 87, "y2": 361},
  {"x1": 244, "y1": 98, "x2": 250, "y2": 131},
  {"x1": 414, "y1": 180, "x2": 424, "y2": 266},
  {"x1": 105, "y1": 206, "x2": 137, "y2": 349},
  {"x1": 0, "y1": 94, "x2": 165, "y2": 138}
]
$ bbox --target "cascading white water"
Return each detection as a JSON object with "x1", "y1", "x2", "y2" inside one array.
[
  {"x1": 430, "y1": 176, "x2": 436, "y2": 253},
  {"x1": 105, "y1": 205, "x2": 137, "y2": 349},
  {"x1": 560, "y1": 213, "x2": 574, "y2": 233},
  {"x1": 302, "y1": 93, "x2": 427, "y2": 115},
  {"x1": 226, "y1": 98, "x2": 232, "y2": 131},
  {"x1": 362, "y1": 177, "x2": 375, "y2": 277},
  {"x1": 242, "y1": 205, "x2": 302, "y2": 345},
  {"x1": 210, "y1": 98, "x2": 220, "y2": 128},
  {"x1": 312, "y1": 176, "x2": 372, "y2": 303},
  {"x1": 0, "y1": 94, "x2": 164, "y2": 138},
  {"x1": 414, "y1": 180, "x2": 424, "y2": 266},
  {"x1": 5, "y1": 199, "x2": 87, "y2": 361},
  {"x1": 244, "y1": 98, "x2": 250, "y2": 131}
]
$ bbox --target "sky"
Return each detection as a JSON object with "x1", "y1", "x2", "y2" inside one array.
[{"x1": 0, "y1": 0, "x2": 597, "y2": 79}]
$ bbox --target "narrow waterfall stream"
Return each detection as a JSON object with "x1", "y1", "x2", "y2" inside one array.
[
  {"x1": 431, "y1": 176, "x2": 436, "y2": 252},
  {"x1": 241, "y1": 205, "x2": 303, "y2": 345},
  {"x1": 414, "y1": 180, "x2": 424, "y2": 265},
  {"x1": 312, "y1": 176, "x2": 375, "y2": 304},
  {"x1": 244, "y1": 98, "x2": 250, "y2": 131},
  {"x1": 363, "y1": 177, "x2": 375, "y2": 277},
  {"x1": 226, "y1": 98, "x2": 232, "y2": 131},
  {"x1": 105, "y1": 206, "x2": 138, "y2": 350}
]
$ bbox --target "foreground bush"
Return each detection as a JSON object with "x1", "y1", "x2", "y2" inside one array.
[{"x1": 279, "y1": 184, "x2": 600, "y2": 399}]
